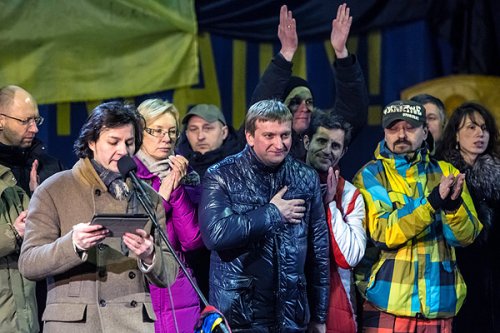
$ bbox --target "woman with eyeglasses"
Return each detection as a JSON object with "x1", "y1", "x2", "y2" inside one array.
[
  {"x1": 135, "y1": 99, "x2": 203, "y2": 333},
  {"x1": 436, "y1": 102, "x2": 500, "y2": 333},
  {"x1": 18, "y1": 101, "x2": 179, "y2": 332}
]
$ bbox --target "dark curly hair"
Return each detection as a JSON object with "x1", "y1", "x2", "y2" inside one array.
[
  {"x1": 304, "y1": 109, "x2": 353, "y2": 148},
  {"x1": 436, "y1": 102, "x2": 500, "y2": 161},
  {"x1": 73, "y1": 101, "x2": 144, "y2": 159}
]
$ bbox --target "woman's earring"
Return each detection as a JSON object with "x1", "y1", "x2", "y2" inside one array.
[{"x1": 455, "y1": 142, "x2": 459, "y2": 150}]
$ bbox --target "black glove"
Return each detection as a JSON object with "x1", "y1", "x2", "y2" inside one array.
[
  {"x1": 427, "y1": 185, "x2": 463, "y2": 212},
  {"x1": 427, "y1": 186, "x2": 445, "y2": 210},
  {"x1": 443, "y1": 195, "x2": 463, "y2": 212}
]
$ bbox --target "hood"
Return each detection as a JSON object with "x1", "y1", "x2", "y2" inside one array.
[{"x1": 373, "y1": 139, "x2": 430, "y2": 172}]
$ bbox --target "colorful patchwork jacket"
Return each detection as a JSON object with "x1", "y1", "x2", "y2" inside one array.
[{"x1": 353, "y1": 140, "x2": 482, "y2": 319}]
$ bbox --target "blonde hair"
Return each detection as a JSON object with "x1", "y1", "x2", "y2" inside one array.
[{"x1": 137, "y1": 99, "x2": 180, "y2": 129}]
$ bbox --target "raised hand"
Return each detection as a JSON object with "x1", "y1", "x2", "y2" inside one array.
[
  {"x1": 331, "y1": 3, "x2": 352, "y2": 59},
  {"x1": 324, "y1": 167, "x2": 340, "y2": 204},
  {"x1": 270, "y1": 186, "x2": 306, "y2": 224},
  {"x1": 13, "y1": 210, "x2": 28, "y2": 238},
  {"x1": 158, "y1": 155, "x2": 188, "y2": 201},
  {"x1": 449, "y1": 173, "x2": 465, "y2": 201},
  {"x1": 167, "y1": 155, "x2": 188, "y2": 189},
  {"x1": 278, "y1": 5, "x2": 298, "y2": 62},
  {"x1": 29, "y1": 159, "x2": 40, "y2": 192},
  {"x1": 438, "y1": 173, "x2": 465, "y2": 200},
  {"x1": 438, "y1": 174, "x2": 455, "y2": 199}
]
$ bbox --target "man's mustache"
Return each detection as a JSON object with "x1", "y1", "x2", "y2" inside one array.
[{"x1": 394, "y1": 139, "x2": 411, "y2": 146}]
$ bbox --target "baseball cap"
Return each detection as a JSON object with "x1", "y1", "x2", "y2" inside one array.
[
  {"x1": 182, "y1": 104, "x2": 226, "y2": 125},
  {"x1": 382, "y1": 100, "x2": 426, "y2": 128}
]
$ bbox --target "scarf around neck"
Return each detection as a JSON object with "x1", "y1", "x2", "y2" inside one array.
[
  {"x1": 135, "y1": 148, "x2": 201, "y2": 186},
  {"x1": 135, "y1": 149, "x2": 172, "y2": 180},
  {"x1": 91, "y1": 159, "x2": 130, "y2": 200}
]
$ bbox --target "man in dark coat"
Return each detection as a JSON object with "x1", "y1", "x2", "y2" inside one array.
[
  {"x1": 176, "y1": 104, "x2": 245, "y2": 299},
  {"x1": 199, "y1": 100, "x2": 329, "y2": 332},
  {"x1": 0, "y1": 85, "x2": 64, "y2": 194},
  {"x1": 0, "y1": 85, "x2": 65, "y2": 330},
  {"x1": 250, "y1": 4, "x2": 368, "y2": 161},
  {"x1": 176, "y1": 104, "x2": 244, "y2": 180}
]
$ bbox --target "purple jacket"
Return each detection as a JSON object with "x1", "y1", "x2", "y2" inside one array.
[{"x1": 134, "y1": 157, "x2": 203, "y2": 333}]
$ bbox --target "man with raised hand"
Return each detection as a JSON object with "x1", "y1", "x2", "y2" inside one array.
[{"x1": 250, "y1": 4, "x2": 368, "y2": 161}]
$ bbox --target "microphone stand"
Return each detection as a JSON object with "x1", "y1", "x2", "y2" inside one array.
[{"x1": 129, "y1": 175, "x2": 230, "y2": 333}]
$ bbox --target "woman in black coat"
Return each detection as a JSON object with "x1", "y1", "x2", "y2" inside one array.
[{"x1": 436, "y1": 102, "x2": 500, "y2": 333}]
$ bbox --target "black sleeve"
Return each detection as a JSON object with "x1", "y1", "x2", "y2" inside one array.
[
  {"x1": 250, "y1": 53, "x2": 293, "y2": 105},
  {"x1": 330, "y1": 54, "x2": 369, "y2": 140}
]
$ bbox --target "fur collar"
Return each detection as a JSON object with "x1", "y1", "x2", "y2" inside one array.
[{"x1": 446, "y1": 150, "x2": 500, "y2": 203}]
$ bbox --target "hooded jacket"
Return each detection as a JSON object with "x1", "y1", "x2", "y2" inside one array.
[
  {"x1": 199, "y1": 145, "x2": 329, "y2": 332},
  {"x1": 353, "y1": 141, "x2": 482, "y2": 319},
  {"x1": 325, "y1": 176, "x2": 366, "y2": 333}
]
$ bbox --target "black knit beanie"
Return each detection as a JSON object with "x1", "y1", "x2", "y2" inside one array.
[{"x1": 283, "y1": 76, "x2": 312, "y2": 102}]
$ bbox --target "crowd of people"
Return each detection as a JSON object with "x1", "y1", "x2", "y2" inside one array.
[{"x1": 0, "y1": 3, "x2": 498, "y2": 333}]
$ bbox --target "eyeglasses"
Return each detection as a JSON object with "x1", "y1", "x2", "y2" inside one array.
[
  {"x1": 0, "y1": 113, "x2": 44, "y2": 126},
  {"x1": 144, "y1": 127, "x2": 177, "y2": 139}
]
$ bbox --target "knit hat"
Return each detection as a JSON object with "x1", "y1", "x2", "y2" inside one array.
[{"x1": 283, "y1": 76, "x2": 312, "y2": 105}]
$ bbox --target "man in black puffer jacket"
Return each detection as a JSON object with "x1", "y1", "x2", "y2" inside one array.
[{"x1": 199, "y1": 100, "x2": 329, "y2": 332}]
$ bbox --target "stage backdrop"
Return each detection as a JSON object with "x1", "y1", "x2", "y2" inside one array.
[{"x1": 2, "y1": 1, "x2": 498, "y2": 179}]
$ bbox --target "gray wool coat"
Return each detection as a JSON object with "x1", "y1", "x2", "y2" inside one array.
[{"x1": 19, "y1": 158, "x2": 179, "y2": 333}]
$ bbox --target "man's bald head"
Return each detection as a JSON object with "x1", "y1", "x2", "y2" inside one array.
[
  {"x1": 0, "y1": 85, "x2": 38, "y2": 114},
  {"x1": 0, "y1": 85, "x2": 40, "y2": 148}
]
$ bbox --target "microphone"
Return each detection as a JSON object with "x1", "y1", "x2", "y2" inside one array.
[
  {"x1": 117, "y1": 154, "x2": 139, "y2": 178},
  {"x1": 117, "y1": 155, "x2": 155, "y2": 214}
]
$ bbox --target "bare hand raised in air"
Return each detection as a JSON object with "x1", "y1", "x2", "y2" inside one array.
[
  {"x1": 278, "y1": 5, "x2": 298, "y2": 62},
  {"x1": 331, "y1": 3, "x2": 352, "y2": 59}
]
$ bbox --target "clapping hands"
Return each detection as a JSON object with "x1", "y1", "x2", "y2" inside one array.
[{"x1": 158, "y1": 155, "x2": 189, "y2": 202}]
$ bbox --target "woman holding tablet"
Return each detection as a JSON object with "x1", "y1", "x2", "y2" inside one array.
[
  {"x1": 19, "y1": 101, "x2": 178, "y2": 332},
  {"x1": 135, "y1": 99, "x2": 203, "y2": 333}
]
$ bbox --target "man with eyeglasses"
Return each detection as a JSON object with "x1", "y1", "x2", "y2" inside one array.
[
  {"x1": 250, "y1": 4, "x2": 368, "y2": 161},
  {"x1": 0, "y1": 85, "x2": 64, "y2": 194},
  {"x1": 0, "y1": 86, "x2": 64, "y2": 331}
]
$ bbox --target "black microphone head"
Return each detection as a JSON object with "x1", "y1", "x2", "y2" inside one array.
[{"x1": 117, "y1": 155, "x2": 137, "y2": 177}]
